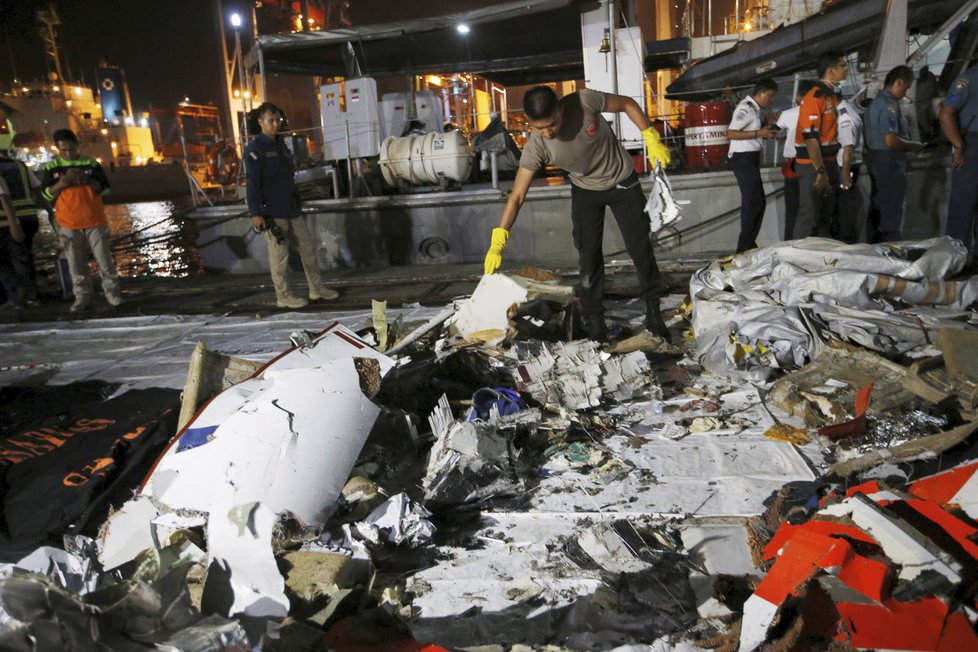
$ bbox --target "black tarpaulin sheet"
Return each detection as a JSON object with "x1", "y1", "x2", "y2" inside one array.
[{"x1": 0, "y1": 388, "x2": 179, "y2": 560}]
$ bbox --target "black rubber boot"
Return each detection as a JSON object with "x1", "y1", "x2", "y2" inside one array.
[
  {"x1": 645, "y1": 300, "x2": 672, "y2": 343},
  {"x1": 586, "y1": 314, "x2": 608, "y2": 343}
]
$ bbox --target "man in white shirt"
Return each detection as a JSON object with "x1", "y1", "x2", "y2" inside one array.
[
  {"x1": 776, "y1": 80, "x2": 816, "y2": 240},
  {"x1": 835, "y1": 99, "x2": 863, "y2": 243},
  {"x1": 727, "y1": 78, "x2": 779, "y2": 253}
]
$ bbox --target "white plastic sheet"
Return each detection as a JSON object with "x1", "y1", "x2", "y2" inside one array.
[
  {"x1": 690, "y1": 237, "x2": 978, "y2": 380},
  {"x1": 0, "y1": 306, "x2": 443, "y2": 392}
]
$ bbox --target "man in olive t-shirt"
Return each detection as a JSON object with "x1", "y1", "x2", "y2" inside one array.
[{"x1": 482, "y1": 86, "x2": 672, "y2": 342}]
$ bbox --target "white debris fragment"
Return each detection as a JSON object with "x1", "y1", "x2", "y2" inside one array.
[
  {"x1": 576, "y1": 524, "x2": 651, "y2": 573},
  {"x1": 427, "y1": 393, "x2": 454, "y2": 440},
  {"x1": 837, "y1": 493, "x2": 962, "y2": 584},
  {"x1": 689, "y1": 416, "x2": 723, "y2": 433},
  {"x1": 601, "y1": 351, "x2": 655, "y2": 402},
  {"x1": 690, "y1": 237, "x2": 978, "y2": 381},
  {"x1": 645, "y1": 165, "x2": 685, "y2": 233},
  {"x1": 739, "y1": 594, "x2": 781, "y2": 652},
  {"x1": 99, "y1": 324, "x2": 394, "y2": 621},
  {"x1": 99, "y1": 495, "x2": 160, "y2": 570},
  {"x1": 447, "y1": 273, "x2": 529, "y2": 344},
  {"x1": 151, "y1": 511, "x2": 207, "y2": 549},
  {"x1": 422, "y1": 418, "x2": 519, "y2": 508},
  {"x1": 513, "y1": 341, "x2": 604, "y2": 409},
  {"x1": 353, "y1": 493, "x2": 435, "y2": 547},
  {"x1": 511, "y1": 341, "x2": 655, "y2": 411},
  {"x1": 15, "y1": 546, "x2": 96, "y2": 595},
  {"x1": 207, "y1": 500, "x2": 289, "y2": 619}
]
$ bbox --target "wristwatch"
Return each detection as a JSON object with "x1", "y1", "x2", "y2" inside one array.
[{"x1": 816, "y1": 167, "x2": 826, "y2": 174}]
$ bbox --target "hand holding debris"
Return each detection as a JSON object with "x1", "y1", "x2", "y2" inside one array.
[
  {"x1": 644, "y1": 164, "x2": 684, "y2": 234},
  {"x1": 642, "y1": 126, "x2": 671, "y2": 168},
  {"x1": 483, "y1": 227, "x2": 509, "y2": 275}
]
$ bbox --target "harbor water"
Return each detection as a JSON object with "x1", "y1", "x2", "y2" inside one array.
[{"x1": 33, "y1": 198, "x2": 204, "y2": 295}]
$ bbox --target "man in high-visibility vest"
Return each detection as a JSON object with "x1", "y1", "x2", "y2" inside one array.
[
  {"x1": 0, "y1": 156, "x2": 43, "y2": 308},
  {"x1": 41, "y1": 129, "x2": 122, "y2": 313}
]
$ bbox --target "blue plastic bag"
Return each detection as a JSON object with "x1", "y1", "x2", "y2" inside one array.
[{"x1": 466, "y1": 387, "x2": 526, "y2": 422}]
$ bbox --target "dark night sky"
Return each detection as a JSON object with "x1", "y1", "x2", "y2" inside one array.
[
  {"x1": 0, "y1": 0, "x2": 535, "y2": 111},
  {"x1": 0, "y1": 0, "x2": 251, "y2": 110}
]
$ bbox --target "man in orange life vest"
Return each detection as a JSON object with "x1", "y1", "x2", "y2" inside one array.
[
  {"x1": 794, "y1": 51, "x2": 847, "y2": 239},
  {"x1": 41, "y1": 129, "x2": 121, "y2": 313}
]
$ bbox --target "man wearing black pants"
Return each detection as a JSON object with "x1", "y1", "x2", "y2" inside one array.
[
  {"x1": 940, "y1": 63, "x2": 978, "y2": 268},
  {"x1": 835, "y1": 99, "x2": 864, "y2": 243},
  {"x1": 481, "y1": 85, "x2": 672, "y2": 342},
  {"x1": 794, "y1": 51, "x2": 847, "y2": 239},
  {"x1": 569, "y1": 175, "x2": 661, "y2": 332},
  {"x1": 865, "y1": 66, "x2": 920, "y2": 242},
  {"x1": 727, "y1": 79, "x2": 778, "y2": 252}
]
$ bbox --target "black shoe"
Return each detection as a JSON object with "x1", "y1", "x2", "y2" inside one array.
[
  {"x1": 586, "y1": 314, "x2": 607, "y2": 342},
  {"x1": 645, "y1": 301, "x2": 672, "y2": 343}
]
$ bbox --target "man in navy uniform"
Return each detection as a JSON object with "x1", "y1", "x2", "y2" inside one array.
[
  {"x1": 940, "y1": 63, "x2": 978, "y2": 268},
  {"x1": 245, "y1": 102, "x2": 337, "y2": 309},
  {"x1": 864, "y1": 66, "x2": 920, "y2": 242},
  {"x1": 727, "y1": 78, "x2": 778, "y2": 252}
]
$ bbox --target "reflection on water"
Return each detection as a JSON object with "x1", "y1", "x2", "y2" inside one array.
[
  {"x1": 33, "y1": 199, "x2": 204, "y2": 289},
  {"x1": 104, "y1": 199, "x2": 204, "y2": 278}
]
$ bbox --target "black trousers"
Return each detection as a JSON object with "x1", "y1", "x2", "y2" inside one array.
[
  {"x1": 729, "y1": 151, "x2": 766, "y2": 252},
  {"x1": 783, "y1": 170, "x2": 799, "y2": 241},
  {"x1": 866, "y1": 149, "x2": 907, "y2": 242},
  {"x1": 795, "y1": 160, "x2": 839, "y2": 238},
  {"x1": 834, "y1": 165, "x2": 862, "y2": 244},
  {"x1": 946, "y1": 133, "x2": 978, "y2": 256},
  {"x1": 570, "y1": 172, "x2": 663, "y2": 317},
  {"x1": 0, "y1": 223, "x2": 36, "y2": 305}
]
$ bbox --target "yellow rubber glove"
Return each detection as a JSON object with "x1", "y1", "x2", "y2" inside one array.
[
  {"x1": 642, "y1": 127, "x2": 671, "y2": 169},
  {"x1": 483, "y1": 227, "x2": 509, "y2": 274}
]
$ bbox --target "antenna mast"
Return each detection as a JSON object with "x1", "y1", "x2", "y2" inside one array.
[{"x1": 36, "y1": 5, "x2": 67, "y2": 84}]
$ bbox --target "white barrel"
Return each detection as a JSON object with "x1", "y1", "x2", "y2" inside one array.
[{"x1": 379, "y1": 130, "x2": 473, "y2": 186}]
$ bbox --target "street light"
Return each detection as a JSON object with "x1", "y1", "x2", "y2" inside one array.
[
  {"x1": 456, "y1": 25, "x2": 473, "y2": 131},
  {"x1": 231, "y1": 12, "x2": 248, "y2": 160}
]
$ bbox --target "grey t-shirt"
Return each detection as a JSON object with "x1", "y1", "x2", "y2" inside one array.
[{"x1": 519, "y1": 88, "x2": 634, "y2": 191}]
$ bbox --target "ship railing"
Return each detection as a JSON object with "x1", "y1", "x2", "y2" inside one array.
[{"x1": 235, "y1": 100, "x2": 791, "y2": 182}]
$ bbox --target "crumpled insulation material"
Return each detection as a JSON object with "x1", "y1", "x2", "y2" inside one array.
[{"x1": 690, "y1": 237, "x2": 978, "y2": 381}]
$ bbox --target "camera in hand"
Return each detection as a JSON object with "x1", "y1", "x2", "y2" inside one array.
[{"x1": 263, "y1": 216, "x2": 286, "y2": 245}]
